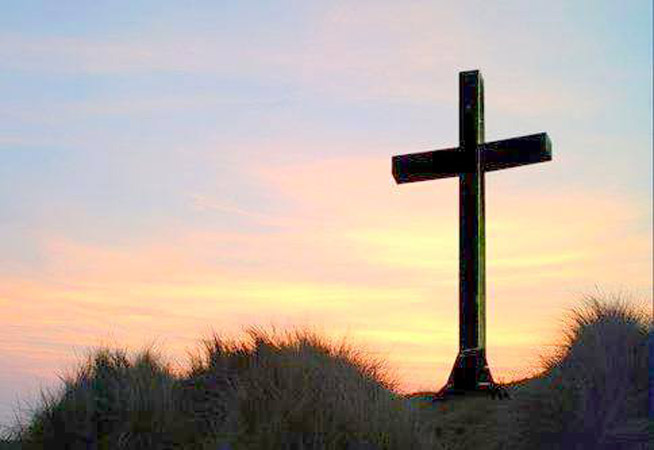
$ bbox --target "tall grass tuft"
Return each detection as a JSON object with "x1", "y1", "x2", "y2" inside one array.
[
  {"x1": 504, "y1": 292, "x2": 651, "y2": 449},
  {"x1": 3, "y1": 346, "x2": 186, "y2": 449},
  {"x1": 2, "y1": 291, "x2": 651, "y2": 449},
  {"x1": 175, "y1": 324, "x2": 427, "y2": 449}
]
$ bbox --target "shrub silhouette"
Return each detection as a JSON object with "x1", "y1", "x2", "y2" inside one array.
[
  {"x1": 505, "y1": 293, "x2": 651, "y2": 449},
  {"x1": 1, "y1": 292, "x2": 651, "y2": 449}
]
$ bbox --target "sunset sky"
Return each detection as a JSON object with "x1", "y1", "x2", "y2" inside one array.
[{"x1": 0, "y1": 1, "x2": 652, "y2": 429}]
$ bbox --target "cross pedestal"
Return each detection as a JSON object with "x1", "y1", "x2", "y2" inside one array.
[{"x1": 392, "y1": 70, "x2": 552, "y2": 399}]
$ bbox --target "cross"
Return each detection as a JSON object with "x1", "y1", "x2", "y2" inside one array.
[{"x1": 392, "y1": 70, "x2": 552, "y2": 397}]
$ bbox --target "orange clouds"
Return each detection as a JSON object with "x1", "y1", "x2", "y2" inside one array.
[{"x1": 1, "y1": 153, "x2": 650, "y2": 424}]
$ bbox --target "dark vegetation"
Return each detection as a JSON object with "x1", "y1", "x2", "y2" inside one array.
[{"x1": 1, "y1": 293, "x2": 651, "y2": 449}]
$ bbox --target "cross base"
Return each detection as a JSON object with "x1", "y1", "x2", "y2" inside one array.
[
  {"x1": 436, "y1": 348, "x2": 510, "y2": 400},
  {"x1": 403, "y1": 348, "x2": 510, "y2": 403},
  {"x1": 445, "y1": 347, "x2": 493, "y2": 389}
]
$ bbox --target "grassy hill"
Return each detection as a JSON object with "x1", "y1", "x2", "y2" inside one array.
[{"x1": 1, "y1": 293, "x2": 651, "y2": 449}]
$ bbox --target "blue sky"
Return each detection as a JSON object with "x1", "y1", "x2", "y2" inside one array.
[{"x1": 0, "y1": 0, "x2": 651, "y2": 431}]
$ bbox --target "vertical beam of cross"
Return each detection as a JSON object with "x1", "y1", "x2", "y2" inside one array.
[
  {"x1": 453, "y1": 70, "x2": 491, "y2": 391},
  {"x1": 391, "y1": 70, "x2": 552, "y2": 396}
]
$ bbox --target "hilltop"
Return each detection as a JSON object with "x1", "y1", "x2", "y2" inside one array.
[{"x1": 1, "y1": 293, "x2": 651, "y2": 449}]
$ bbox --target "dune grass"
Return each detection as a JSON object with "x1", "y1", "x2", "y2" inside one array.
[{"x1": 1, "y1": 292, "x2": 651, "y2": 449}]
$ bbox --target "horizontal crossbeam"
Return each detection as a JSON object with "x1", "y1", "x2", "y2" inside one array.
[
  {"x1": 482, "y1": 133, "x2": 552, "y2": 172},
  {"x1": 392, "y1": 147, "x2": 462, "y2": 183},
  {"x1": 392, "y1": 132, "x2": 551, "y2": 184}
]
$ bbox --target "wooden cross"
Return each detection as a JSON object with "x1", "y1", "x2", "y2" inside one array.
[{"x1": 392, "y1": 70, "x2": 552, "y2": 396}]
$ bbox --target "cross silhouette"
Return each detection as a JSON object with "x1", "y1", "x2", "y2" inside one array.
[{"x1": 392, "y1": 70, "x2": 552, "y2": 397}]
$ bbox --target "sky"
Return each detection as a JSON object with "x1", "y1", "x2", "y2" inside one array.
[{"x1": 0, "y1": 0, "x2": 652, "y2": 430}]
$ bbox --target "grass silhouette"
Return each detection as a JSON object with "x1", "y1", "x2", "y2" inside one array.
[{"x1": 1, "y1": 292, "x2": 651, "y2": 449}]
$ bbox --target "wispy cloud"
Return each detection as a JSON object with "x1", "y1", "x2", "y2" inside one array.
[
  {"x1": 0, "y1": 2, "x2": 601, "y2": 119},
  {"x1": 189, "y1": 193, "x2": 290, "y2": 228},
  {"x1": 0, "y1": 34, "x2": 230, "y2": 75}
]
